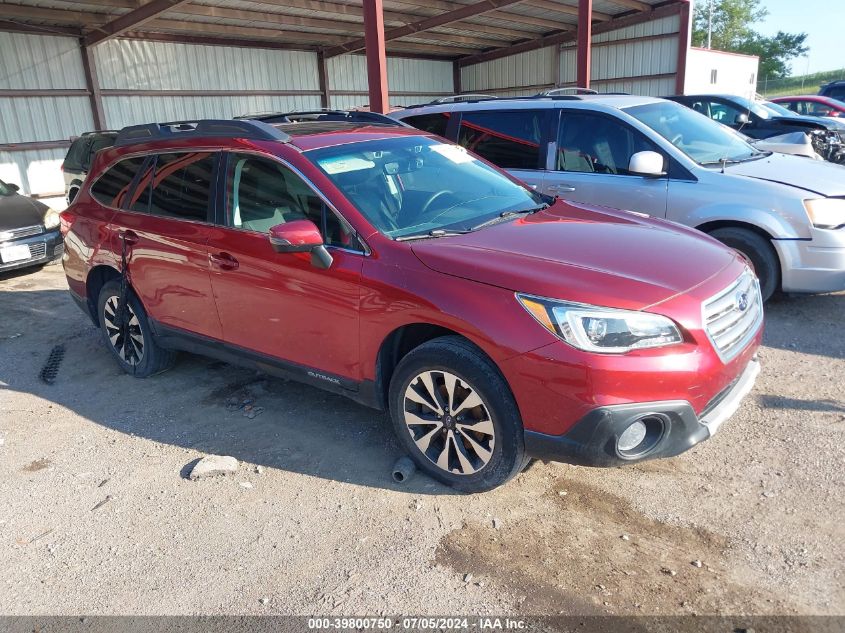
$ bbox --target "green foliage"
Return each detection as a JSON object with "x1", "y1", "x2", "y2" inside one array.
[
  {"x1": 692, "y1": 0, "x2": 809, "y2": 79},
  {"x1": 758, "y1": 68, "x2": 845, "y2": 98}
]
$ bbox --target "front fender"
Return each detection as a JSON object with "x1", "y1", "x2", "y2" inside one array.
[{"x1": 674, "y1": 201, "x2": 809, "y2": 240}]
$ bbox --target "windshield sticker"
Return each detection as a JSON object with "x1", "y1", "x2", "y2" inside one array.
[
  {"x1": 430, "y1": 144, "x2": 475, "y2": 164},
  {"x1": 318, "y1": 156, "x2": 375, "y2": 174}
]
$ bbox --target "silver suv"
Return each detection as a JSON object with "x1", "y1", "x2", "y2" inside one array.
[{"x1": 392, "y1": 95, "x2": 845, "y2": 300}]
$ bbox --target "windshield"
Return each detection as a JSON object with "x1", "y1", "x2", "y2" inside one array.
[
  {"x1": 625, "y1": 101, "x2": 762, "y2": 165},
  {"x1": 307, "y1": 136, "x2": 545, "y2": 239},
  {"x1": 762, "y1": 101, "x2": 796, "y2": 117},
  {"x1": 729, "y1": 95, "x2": 771, "y2": 119}
]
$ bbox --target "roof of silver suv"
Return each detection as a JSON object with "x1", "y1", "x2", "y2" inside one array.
[{"x1": 395, "y1": 94, "x2": 663, "y2": 116}]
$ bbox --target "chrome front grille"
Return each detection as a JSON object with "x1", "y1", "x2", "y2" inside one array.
[
  {"x1": 703, "y1": 268, "x2": 763, "y2": 363},
  {"x1": 1, "y1": 224, "x2": 43, "y2": 241},
  {"x1": 28, "y1": 243, "x2": 47, "y2": 259}
]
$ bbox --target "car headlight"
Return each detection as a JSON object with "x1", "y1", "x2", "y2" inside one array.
[
  {"x1": 517, "y1": 294, "x2": 683, "y2": 353},
  {"x1": 804, "y1": 198, "x2": 845, "y2": 229},
  {"x1": 43, "y1": 208, "x2": 60, "y2": 230}
]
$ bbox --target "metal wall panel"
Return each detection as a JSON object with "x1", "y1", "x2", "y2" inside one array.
[
  {"x1": 94, "y1": 40, "x2": 321, "y2": 91},
  {"x1": 102, "y1": 95, "x2": 322, "y2": 129},
  {"x1": 0, "y1": 97, "x2": 94, "y2": 143},
  {"x1": 559, "y1": 14, "x2": 681, "y2": 95},
  {"x1": 327, "y1": 55, "x2": 453, "y2": 93},
  {"x1": 461, "y1": 47, "x2": 554, "y2": 92},
  {"x1": 0, "y1": 148, "x2": 67, "y2": 197},
  {"x1": 0, "y1": 32, "x2": 87, "y2": 89}
]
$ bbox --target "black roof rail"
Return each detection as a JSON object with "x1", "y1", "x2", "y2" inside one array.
[
  {"x1": 235, "y1": 109, "x2": 409, "y2": 127},
  {"x1": 114, "y1": 119, "x2": 290, "y2": 147}
]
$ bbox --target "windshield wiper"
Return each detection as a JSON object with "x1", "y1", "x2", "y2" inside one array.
[
  {"x1": 469, "y1": 203, "x2": 549, "y2": 232},
  {"x1": 394, "y1": 229, "x2": 472, "y2": 242}
]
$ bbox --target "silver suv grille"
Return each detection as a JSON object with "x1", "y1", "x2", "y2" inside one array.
[
  {"x1": 702, "y1": 268, "x2": 763, "y2": 363},
  {"x1": 1, "y1": 225, "x2": 43, "y2": 241}
]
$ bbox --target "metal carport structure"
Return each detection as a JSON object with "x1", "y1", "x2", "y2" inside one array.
[{"x1": 0, "y1": 0, "x2": 691, "y2": 197}]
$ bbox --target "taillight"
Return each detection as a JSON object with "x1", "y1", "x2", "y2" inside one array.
[{"x1": 59, "y1": 210, "x2": 75, "y2": 238}]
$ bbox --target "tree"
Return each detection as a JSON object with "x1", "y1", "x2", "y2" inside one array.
[{"x1": 692, "y1": 0, "x2": 808, "y2": 79}]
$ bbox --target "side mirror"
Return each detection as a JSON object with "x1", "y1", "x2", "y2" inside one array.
[
  {"x1": 268, "y1": 220, "x2": 333, "y2": 269},
  {"x1": 7, "y1": 183, "x2": 20, "y2": 193},
  {"x1": 734, "y1": 113, "x2": 749, "y2": 126},
  {"x1": 628, "y1": 151, "x2": 666, "y2": 178}
]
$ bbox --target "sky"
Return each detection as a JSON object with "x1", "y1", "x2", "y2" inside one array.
[{"x1": 753, "y1": 0, "x2": 842, "y2": 75}]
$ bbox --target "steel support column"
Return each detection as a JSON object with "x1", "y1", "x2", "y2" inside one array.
[
  {"x1": 80, "y1": 44, "x2": 106, "y2": 130},
  {"x1": 576, "y1": 0, "x2": 592, "y2": 89},
  {"x1": 317, "y1": 51, "x2": 331, "y2": 109},
  {"x1": 363, "y1": 0, "x2": 389, "y2": 113},
  {"x1": 675, "y1": 0, "x2": 691, "y2": 94}
]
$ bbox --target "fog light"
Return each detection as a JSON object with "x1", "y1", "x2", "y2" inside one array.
[
  {"x1": 617, "y1": 421, "x2": 647, "y2": 452},
  {"x1": 616, "y1": 415, "x2": 666, "y2": 457}
]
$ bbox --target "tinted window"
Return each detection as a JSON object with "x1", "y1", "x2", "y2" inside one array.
[
  {"x1": 90, "y1": 156, "x2": 147, "y2": 208},
  {"x1": 457, "y1": 110, "x2": 544, "y2": 169},
  {"x1": 403, "y1": 112, "x2": 450, "y2": 137},
  {"x1": 226, "y1": 154, "x2": 360, "y2": 250},
  {"x1": 824, "y1": 86, "x2": 845, "y2": 100},
  {"x1": 85, "y1": 136, "x2": 116, "y2": 170},
  {"x1": 63, "y1": 137, "x2": 90, "y2": 172},
  {"x1": 557, "y1": 113, "x2": 657, "y2": 175},
  {"x1": 147, "y1": 152, "x2": 215, "y2": 221}
]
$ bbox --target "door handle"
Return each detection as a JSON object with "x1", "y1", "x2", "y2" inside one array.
[
  {"x1": 209, "y1": 252, "x2": 239, "y2": 271},
  {"x1": 118, "y1": 229, "x2": 138, "y2": 246},
  {"x1": 547, "y1": 184, "x2": 576, "y2": 193}
]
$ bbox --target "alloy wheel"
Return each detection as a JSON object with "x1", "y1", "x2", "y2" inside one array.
[
  {"x1": 403, "y1": 370, "x2": 495, "y2": 476},
  {"x1": 103, "y1": 295, "x2": 144, "y2": 366}
]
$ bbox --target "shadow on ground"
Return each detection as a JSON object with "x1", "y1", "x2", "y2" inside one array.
[{"x1": 0, "y1": 277, "x2": 453, "y2": 495}]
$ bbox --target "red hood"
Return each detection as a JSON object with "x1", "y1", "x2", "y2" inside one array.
[{"x1": 411, "y1": 200, "x2": 741, "y2": 311}]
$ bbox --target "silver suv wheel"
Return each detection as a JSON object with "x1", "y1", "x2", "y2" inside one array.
[{"x1": 403, "y1": 370, "x2": 495, "y2": 475}]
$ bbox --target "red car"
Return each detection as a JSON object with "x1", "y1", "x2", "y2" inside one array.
[
  {"x1": 61, "y1": 113, "x2": 763, "y2": 492},
  {"x1": 771, "y1": 95, "x2": 845, "y2": 119}
]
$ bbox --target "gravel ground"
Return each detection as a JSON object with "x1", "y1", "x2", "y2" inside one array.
[{"x1": 0, "y1": 265, "x2": 843, "y2": 616}]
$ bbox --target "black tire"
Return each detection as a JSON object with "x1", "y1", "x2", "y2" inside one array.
[
  {"x1": 96, "y1": 280, "x2": 175, "y2": 378},
  {"x1": 388, "y1": 336, "x2": 525, "y2": 493},
  {"x1": 708, "y1": 227, "x2": 779, "y2": 301}
]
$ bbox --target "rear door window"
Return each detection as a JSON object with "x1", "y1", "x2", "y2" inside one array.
[
  {"x1": 457, "y1": 110, "x2": 545, "y2": 169},
  {"x1": 90, "y1": 156, "x2": 147, "y2": 208},
  {"x1": 146, "y1": 152, "x2": 216, "y2": 222}
]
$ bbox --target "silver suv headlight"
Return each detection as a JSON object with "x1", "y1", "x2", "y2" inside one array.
[
  {"x1": 804, "y1": 198, "x2": 845, "y2": 229},
  {"x1": 517, "y1": 294, "x2": 683, "y2": 353}
]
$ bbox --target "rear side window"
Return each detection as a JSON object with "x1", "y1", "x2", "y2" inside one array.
[
  {"x1": 84, "y1": 136, "x2": 116, "y2": 170},
  {"x1": 457, "y1": 110, "x2": 545, "y2": 170},
  {"x1": 90, "y1": 156, "x2": 146, "y2": 208},
  {"x1": 403, "y1": 112, "x2": 450, "y2": 137},
  {"x1": 146, "y1": 152, "x2": 216, "y2": 221},
  {"x1": 63, "y1": 138, "x2": 89, "y2": 171},
  {"x1": 823, "y1": 86, "x2": 845, "y2": 100}
]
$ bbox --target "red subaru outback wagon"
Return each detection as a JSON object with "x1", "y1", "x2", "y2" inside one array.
[{"x1": 61, "y1": 112, "x2": 763, "y2": 492}]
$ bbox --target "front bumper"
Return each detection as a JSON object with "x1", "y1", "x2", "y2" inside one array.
[
  {"x1": 524, "y1": 357, "x2": 761, "y2": 467},
  {"x1": 0, "y1": 229, "x2": 63, "y2": 272},
  {"x1": 776, "y1": 228, "x2": 845, "y2": 294}
]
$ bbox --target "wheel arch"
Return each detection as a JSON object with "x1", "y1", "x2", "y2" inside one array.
[
  {"x1": 85, "y1": 264, "x2": 122, "y2": 326},
  {"x1": 373, "y1": 323, "x2": 495, "y2": 412}
]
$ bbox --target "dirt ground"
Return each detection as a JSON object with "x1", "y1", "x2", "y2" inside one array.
[{"x1": 0, "y1": 265, "x2": 843, "y2": 616}]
